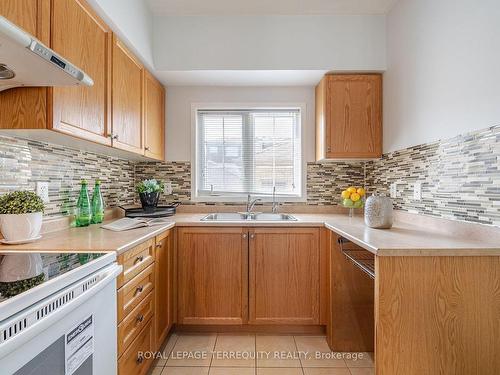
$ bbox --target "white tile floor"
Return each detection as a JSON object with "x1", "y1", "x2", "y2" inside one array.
[{"x1": 149, "y1": 333, "x2": 374, "y2": 375}]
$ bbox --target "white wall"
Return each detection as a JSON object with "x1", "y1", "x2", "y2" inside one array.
[
  {"x1": 384, "y1": 0, "x2": 500, "y2": 152},
  {"x1": 166, "y1": 86, "x2": 315, "y2": 161},
  {"x1": 154, "y1": 15, "x2": 386, "y2": 71},
  {"x1": 88, "y1": 0, "x2": 155, "y2": 69}
]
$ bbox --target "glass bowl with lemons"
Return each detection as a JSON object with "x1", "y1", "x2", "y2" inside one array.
[{"x1": 340, "y1": 186, "x2": 366, "y2": 217}]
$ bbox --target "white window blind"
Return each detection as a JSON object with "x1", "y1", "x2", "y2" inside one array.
[{"x1": 196, "y1": 108, "x2": 302, "y2": 199}]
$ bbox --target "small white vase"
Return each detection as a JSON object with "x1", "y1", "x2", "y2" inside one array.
[
  {"x1": 0, "y1": 212, "x2": 43, "y2": 241},
  {"x1": 0, "y1": 253, "x2": 44, "y2": 282}
]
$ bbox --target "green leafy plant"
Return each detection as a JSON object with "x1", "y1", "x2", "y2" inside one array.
[
  {"x1": 136, "y1": 179, "x2": 164, "y2": 194},
  {"x1": 0, "y1": 191, "x2": 45, "y2": 215}
]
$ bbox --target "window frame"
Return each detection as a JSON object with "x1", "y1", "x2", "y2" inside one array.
[{"x1": 191, "y1": 102, "x2": 307, "y2": 203}]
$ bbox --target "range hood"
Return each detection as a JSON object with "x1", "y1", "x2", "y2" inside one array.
[{"x1": 0, "y1": 16, "x2": 93, "y2": 91}]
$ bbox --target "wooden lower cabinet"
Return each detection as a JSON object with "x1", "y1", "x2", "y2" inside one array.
[
  {"x1": 154, "y1": 229, "x2": 174, "y2": 348},
  {"x1": 176, "y1": 226, "x2": 323, "y2": 327},
  {"x1": 177, "y1": 227, "x2": 249, "y2": 325},
  {"x1": 249, "y1": 228, "x2": 320, "y2": 325},
  {"x1": 117, "y1": 230, "x2": 174, "y2": 375},
  {"x1": 118, "y1": 319, "x2": 154, "y2": 375}
]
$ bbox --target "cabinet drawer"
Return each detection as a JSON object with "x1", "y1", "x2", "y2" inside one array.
[
  {"x1": 117, "y1": 239, "x2": 155, "y2": 289},
  {"x1": 118, "y1": 291, "x2": 154, "y2": 357},
  {"x1": 118, "y1": 319, "x2": 154, "y2": 375},
  {"x1": 117, "y1": 264, "x2": 154, "y2": 322}
]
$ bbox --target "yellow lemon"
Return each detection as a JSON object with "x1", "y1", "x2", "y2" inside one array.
[
  {"x1": 341, "y1": 190, "x2": 351, "y2": 199},
  {"x1": 357, "y1": 187, "x2": 366, "y2": 197},
  {"x1": 350, "y1": 192, "x2": 361, "y2": 202},
  {"x1": 347, "y1": 187, "x2": 357, "y2": 194}
]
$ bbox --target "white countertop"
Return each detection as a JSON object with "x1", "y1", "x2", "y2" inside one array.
[{"x1": 1, "y1": 212, "x2": 499, "y2": 256}]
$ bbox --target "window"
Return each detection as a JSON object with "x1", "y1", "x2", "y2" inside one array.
[{"x1": 194, "y1": 107, "x2": 303, "y2": 201}]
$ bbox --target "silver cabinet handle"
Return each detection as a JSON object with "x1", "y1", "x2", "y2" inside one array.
[
  {"x1": 242, "y1": 233, "x2": 247, "y2": 239},
  {"x1": 250, "y1": 234, "x2": 255, "y2": 239}
]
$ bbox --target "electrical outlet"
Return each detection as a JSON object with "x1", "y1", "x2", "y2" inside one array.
[
  {"x1": 164, "y1": 181, "x2": 173, "y2": 195},
  {"x1": 413, "y1": 181, "x2": 422, "y2": 200},
  {"x1": 36, "y1": 182, "x2": 50, "y2": 203},
  {"x1": 390, "y1": 183, "x2": 397, "y2": 198}
]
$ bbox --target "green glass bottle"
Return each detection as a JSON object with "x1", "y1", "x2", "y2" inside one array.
[
  {"x1": 76, "y1": 180, "x2": 92, "y2": 227},
  {"x1": 91, "y1": 180, "x2": 105, "y2": 224}
]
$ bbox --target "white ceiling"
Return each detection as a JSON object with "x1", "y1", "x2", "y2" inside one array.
[{"x1": 146, "y1": 0, "x2": 399, "y2": 16}]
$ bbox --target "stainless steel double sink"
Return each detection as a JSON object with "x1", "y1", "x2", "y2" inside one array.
[{"x1": 201, "y1": 212, "x2": 297, "y2": 222}]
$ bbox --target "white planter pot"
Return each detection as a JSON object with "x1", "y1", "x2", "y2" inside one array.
[{"x1": 0, "y1": 212, "x2": 43, "y2": 241}]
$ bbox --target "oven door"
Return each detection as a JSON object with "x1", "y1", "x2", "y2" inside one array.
[{"x1": 0, "y1": 264, "x2": 121, "y2": 375}]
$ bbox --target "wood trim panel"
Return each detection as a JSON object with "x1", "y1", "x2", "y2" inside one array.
[
  {"x1": 249, "y1": 227, "x2": 320, "y2": 325},
  {"x1": 116, "y1": 238, "x2": 155, "y2": 289},
  {"x1": 315, "y1": 76, "x2": 327, "y2": 161},
  {"x1": 176, "y1": 324, "x2": 326, "y2": 335},
  {"x1": 376, "y1": 256, "x2": 500, "y2": 375},
  {"x1": 177, "y1": 227, "x2": 248, "y2": 325},
  {"x1": 118, "y1": 291, "x2": 154, "y2": 358},
  {"x1": 319, "y1": 227, "x2": 330, "y2": 325},
  {"x1": 328, "y1": 233, "x2": 374, "y2": 352},
  {"x1": 117, "y1": 264, "x2": 154, "y2": 323}
]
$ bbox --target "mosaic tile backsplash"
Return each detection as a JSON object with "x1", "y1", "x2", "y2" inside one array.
[
  {"x1": 134, "y1": 161, "x2": 366, "y2": 206},
  {"x1": 0, "y1": 135, "x2": 135, "y2": 219},
  {"x1": 366, "y1": 125, "x2": 500, "y2": 226},
  {"x1": 1, "y1": 124, "x2": 499, "y2": 226}
]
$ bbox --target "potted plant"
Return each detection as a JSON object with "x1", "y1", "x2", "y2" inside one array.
[
  {"x1": 136, "y1": 179, "x2": 164, "y2": 212},
  {"x1": 0, "y1": 191, "x2": 45, "y2": 243}
]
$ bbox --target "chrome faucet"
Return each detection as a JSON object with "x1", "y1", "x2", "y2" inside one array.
[
  {"x1": 272, "y1": 186, "x2": 280, "y2": 213},
  {"x1": 246, "y1": 194, "x2": 261, "y2": 213}
]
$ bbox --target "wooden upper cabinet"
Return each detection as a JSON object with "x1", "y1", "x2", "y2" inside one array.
[
  {"x1": 0, "y1": 0, "x2": 50, "y2": 129},
  {"x1": 316, "y1": 74, "x2": 382, "y2": 160},
  {"x1": 249, "y1": 228, "x2": 320, "y2": 325},
  {"x1": 144, "y1": 71, "x2": 165, "y2": 161},
  {"x1": 177, "y1": 227, "x2": 248, "y2": 325},
  {"x1": 50, "y1": 0, "x2": 112, "y2": 145},
  {"x1": 111, "y1": 36, "x2": 143, "y2": 154}
]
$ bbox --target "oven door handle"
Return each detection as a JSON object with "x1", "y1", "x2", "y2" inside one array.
[{"x1": 0, "y1": 263, "x2": 122, "y2": 360}]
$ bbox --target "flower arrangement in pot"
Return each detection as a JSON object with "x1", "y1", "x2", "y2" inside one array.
[
  {"x1": 0, "y1": 191, "x2": 45, "y2": 243},
  {"x1": 136, "y1": 179, "x2": 164, "y2": 212}
]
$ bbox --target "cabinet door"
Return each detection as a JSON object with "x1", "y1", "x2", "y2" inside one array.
[
  {"x1": 0, "y1": 0, "x2": 49, "y2": 129},
  {"x1": 51, "y1": 0, "x2": 112, "y2": 145},
  {"x1": 144, "y1": 71, "x2": 165, "y2": 161},
  {"x1": 177, "y1": 227, "x2": 248, "y2": 325},
  {"x1": 326, "y1": 74, "x2": 382, "y2": 158},
  {"x1": 249, "y1": 227, "x2": 320, "y2": 325},
  {"x1": 112, "y1": 36, "x2": 144, "y2": 154},
  {"x1": 154, "y1": 229, "x2": 174, "y2": 348}
]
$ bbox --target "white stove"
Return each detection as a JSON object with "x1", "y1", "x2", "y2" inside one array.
[{"x1": 0, "y1": 251, "x2": 121, "y2": 375}]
